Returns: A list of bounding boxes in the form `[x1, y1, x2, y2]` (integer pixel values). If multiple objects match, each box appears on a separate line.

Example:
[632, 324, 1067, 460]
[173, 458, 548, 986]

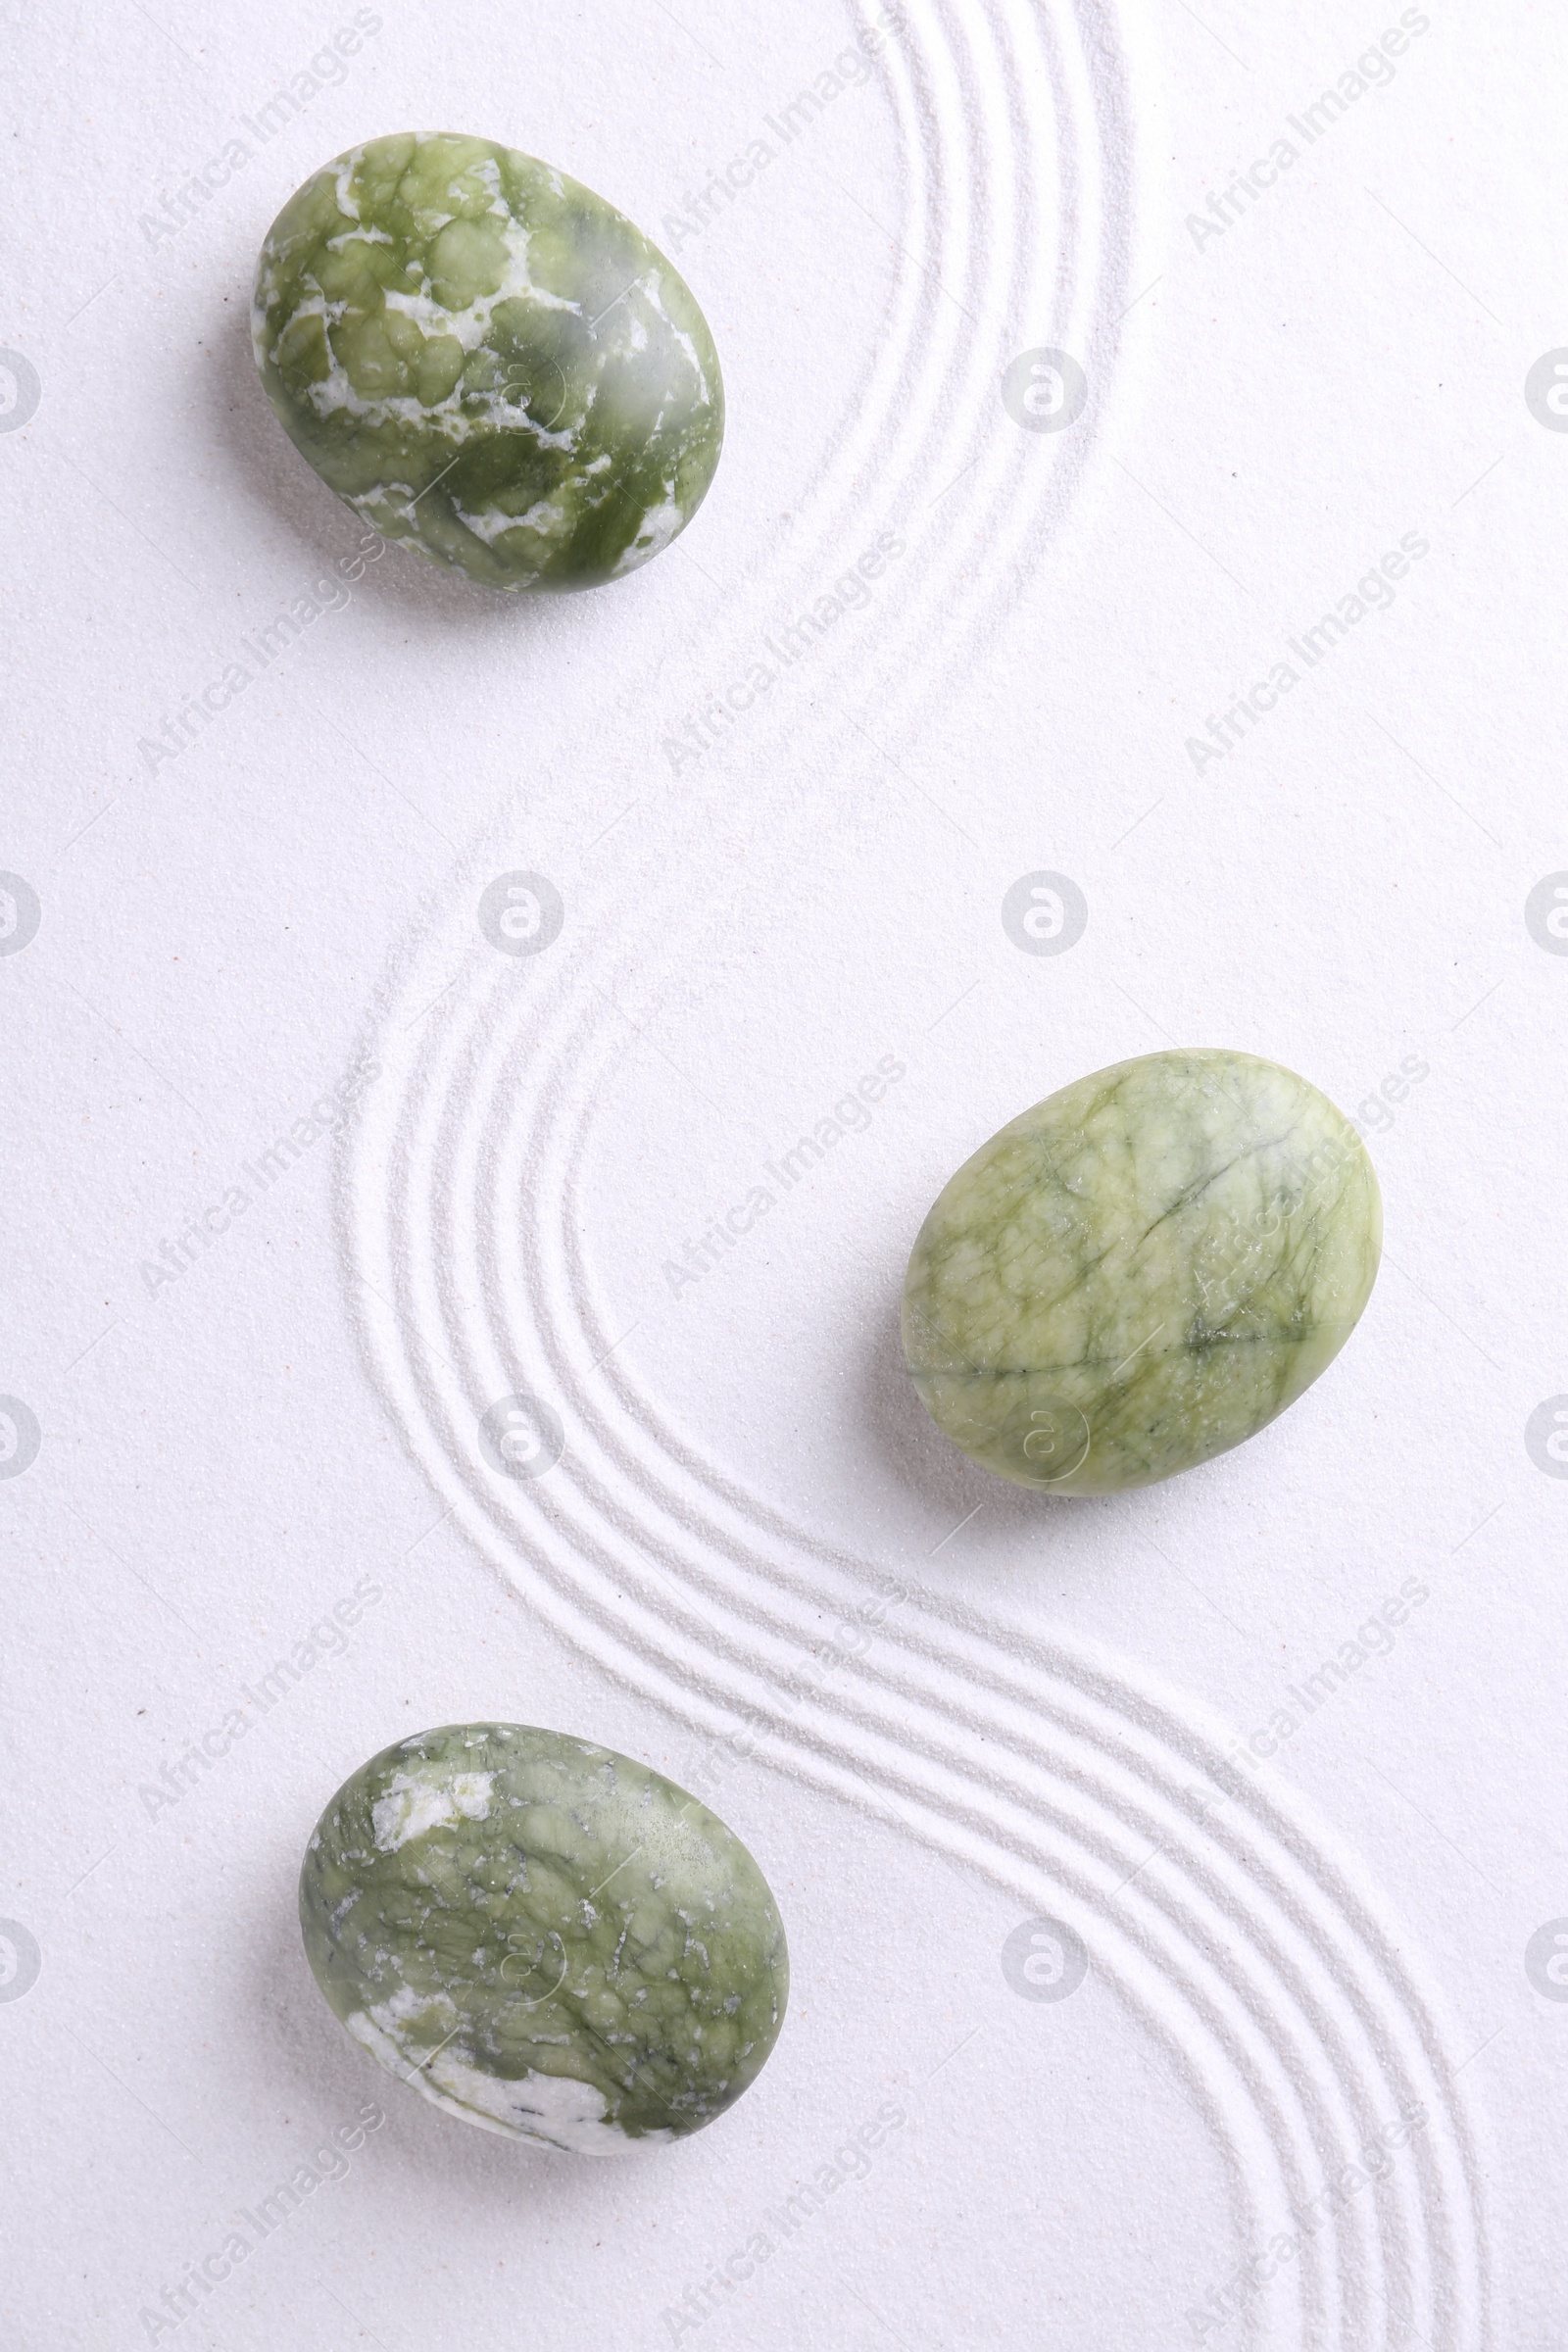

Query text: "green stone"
[902, 1050, 1381, 1495]
[252, 134, 724, 593]
[299, 1723, 788, 2154]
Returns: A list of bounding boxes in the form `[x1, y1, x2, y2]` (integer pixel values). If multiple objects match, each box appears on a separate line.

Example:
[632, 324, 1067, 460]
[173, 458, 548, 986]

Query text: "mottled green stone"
[300, 1723, 788, 2154]
[252, 134, 724, 593]
[903, 1050, 1381, 1495]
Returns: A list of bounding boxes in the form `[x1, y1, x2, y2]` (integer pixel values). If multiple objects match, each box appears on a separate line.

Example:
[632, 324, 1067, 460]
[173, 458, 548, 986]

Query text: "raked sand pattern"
[337, 1, 1490, 2342]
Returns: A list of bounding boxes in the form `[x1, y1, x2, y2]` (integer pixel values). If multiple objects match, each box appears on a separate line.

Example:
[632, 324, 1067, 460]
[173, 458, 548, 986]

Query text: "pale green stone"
[902, 1051, 1382, 1495]
[252, 134, 723, 593]
[300, 1724, 788, 2154]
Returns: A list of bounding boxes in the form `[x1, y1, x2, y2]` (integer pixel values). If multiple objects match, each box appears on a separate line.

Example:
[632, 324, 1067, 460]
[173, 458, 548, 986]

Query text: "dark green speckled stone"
[253, 133, 724, 592]
[300, 1723, 788, 2154]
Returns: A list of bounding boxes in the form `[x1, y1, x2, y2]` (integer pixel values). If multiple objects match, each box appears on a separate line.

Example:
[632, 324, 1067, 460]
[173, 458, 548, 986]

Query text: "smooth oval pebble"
[252, 133, 724, 593]
[300, 1723, 788, 2155]
[902, 1049, 1382, 1495]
